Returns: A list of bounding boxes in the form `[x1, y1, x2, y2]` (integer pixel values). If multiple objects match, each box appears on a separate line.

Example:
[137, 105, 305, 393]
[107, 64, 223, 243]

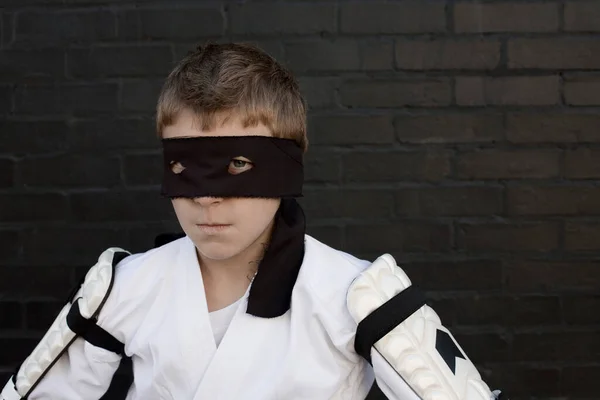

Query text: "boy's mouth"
[195, 223, 232, 233]
[197, 224, 229, 227]
[196, 221, 230, 226]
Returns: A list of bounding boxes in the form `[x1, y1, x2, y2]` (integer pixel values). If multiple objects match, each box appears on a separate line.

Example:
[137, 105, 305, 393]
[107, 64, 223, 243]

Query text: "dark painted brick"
[126, 221, 183, 254]
[345, 222, 452, 254]
[0, 120, 68, 155]
[361, 40, 394, 71]
[395, 113, 503, 144]
[286, 40, 360, 72]
[308, 115, 394, 145]
[565, 148, 600, 178]
[487, 365, 560, 396]
[15, 10, 115, 46]
[297, 77, 339, 109]
[1, 12, 13, 48]
[509, 38, 600, 69]
[454, 3, 559, 33]
[512, 331, 600, 362]
[402, 260, 503, 291]
[0, 49, 64, 82]
[395, 186, 503, 216]
[303, 149, 340, 183]
[2, 0, 63, 5]
[563, 295, 600, 324]
[565, 76, 600, 106]
[565, 221, 600, 251]
[70, 190, 174, 222]
[340, 79, 452, 108]
[0, 302, 22, 329]
[25, 300, 64, 330]
[0, 84, 12, 114]
[0, 338, 39, 365]
[562, 366, 600, 397]
[395, 39, 501, 70]
[507, 113, 600, 143]
[67, 45, 173, 78]
[454, 296, 561, 327]
[22, 226, 130, 266]
[64, 0, 152, 3]
[120, 80, 164, 114]
[230, 3, 335, 35]
[227, 40, 284, 63]
[342, 151, 452, 182]
[565, 2, 600, 32]
[300, 189, 394, 220]
[122, 153, 163, 186]
[14, 83, 119, 116]
[426, 299, 456, 326]
[456, 76, 560, 106]
[288, 39, 393, 72]
[119, 7, 223, 40]
[456, 149, 561, 179]
[0, 266, 72, 297]
[305, 225, 342, 250]
[0, 158, 14, 187]
[0, 193, 69, 222]
[507, 185, 600, 216]
[18, 155, 121, 188]
[453, 333, 510, 363]
[340, 2, 446, 34]
[506, 260, 600, 292]
[0, 229, 20, 261]
[457, 222, 560, 252]
[68, 118, 158, 151]
[115, 9, 140, 40]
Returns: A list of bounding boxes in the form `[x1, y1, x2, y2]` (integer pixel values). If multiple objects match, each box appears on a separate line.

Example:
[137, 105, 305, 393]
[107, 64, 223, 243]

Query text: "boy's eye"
[232, 159, 248, 168]
[170, 161, 186, 174]
[228, 157, 253, 175]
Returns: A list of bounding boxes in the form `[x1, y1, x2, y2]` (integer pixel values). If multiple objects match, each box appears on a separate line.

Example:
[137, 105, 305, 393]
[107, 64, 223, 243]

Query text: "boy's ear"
[154, 232, 186, 248]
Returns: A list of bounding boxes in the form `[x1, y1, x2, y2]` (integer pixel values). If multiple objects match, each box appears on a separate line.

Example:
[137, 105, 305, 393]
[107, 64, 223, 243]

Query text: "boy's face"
[163, 108, 281, 263]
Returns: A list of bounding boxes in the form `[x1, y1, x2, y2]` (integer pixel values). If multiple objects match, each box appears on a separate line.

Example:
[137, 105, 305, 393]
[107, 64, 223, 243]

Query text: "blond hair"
[156, 42, 308, 152]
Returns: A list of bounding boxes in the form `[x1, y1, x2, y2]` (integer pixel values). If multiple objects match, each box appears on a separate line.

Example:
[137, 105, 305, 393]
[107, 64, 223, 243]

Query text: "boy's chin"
[195, 243, 244, 262]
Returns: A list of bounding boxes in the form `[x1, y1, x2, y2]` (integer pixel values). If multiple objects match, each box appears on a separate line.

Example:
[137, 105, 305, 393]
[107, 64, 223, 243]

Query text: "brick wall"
[1, 1, 599, 399]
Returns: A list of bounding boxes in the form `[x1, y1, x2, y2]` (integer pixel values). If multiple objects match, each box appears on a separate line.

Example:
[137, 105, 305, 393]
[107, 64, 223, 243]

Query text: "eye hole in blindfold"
[228, 156, 254, 175]
[168, 157, 254, 176]
[170, 161, 186, 174]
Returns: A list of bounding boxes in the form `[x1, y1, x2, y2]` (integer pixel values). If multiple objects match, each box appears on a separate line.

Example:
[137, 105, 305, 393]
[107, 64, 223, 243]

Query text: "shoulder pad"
[1, 248, 130, 399]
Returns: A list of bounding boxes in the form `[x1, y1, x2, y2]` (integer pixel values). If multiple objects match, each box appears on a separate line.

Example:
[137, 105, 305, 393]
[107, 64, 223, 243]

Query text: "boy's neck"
[197, 223, 274, 312]
[197, 240, 267, 282]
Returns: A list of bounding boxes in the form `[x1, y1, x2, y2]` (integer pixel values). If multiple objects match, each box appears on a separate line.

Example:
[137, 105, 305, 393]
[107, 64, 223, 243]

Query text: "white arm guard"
[347, 254, 507, 400]
[1, 248, 130, 400]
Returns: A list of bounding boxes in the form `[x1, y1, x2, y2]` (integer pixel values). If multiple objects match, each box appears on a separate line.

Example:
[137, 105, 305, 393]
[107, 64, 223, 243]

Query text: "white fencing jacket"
[29, 234, 374, 399]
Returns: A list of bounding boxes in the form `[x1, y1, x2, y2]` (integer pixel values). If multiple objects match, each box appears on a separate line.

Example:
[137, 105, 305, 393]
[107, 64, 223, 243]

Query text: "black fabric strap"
[66, 301, 125, 355]
[364, 380, 387, 400]
[355, 285, 426, 364]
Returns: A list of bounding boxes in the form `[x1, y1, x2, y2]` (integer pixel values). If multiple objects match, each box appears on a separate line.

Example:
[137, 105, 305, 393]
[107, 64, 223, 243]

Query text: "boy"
[2, 43, 506, 399]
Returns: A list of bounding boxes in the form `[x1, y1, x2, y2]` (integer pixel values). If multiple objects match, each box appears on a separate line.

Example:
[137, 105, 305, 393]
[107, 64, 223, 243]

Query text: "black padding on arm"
[364, 380, 388, 400]
[66, 301, 124, 355]
[354, 285, 427, 364]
